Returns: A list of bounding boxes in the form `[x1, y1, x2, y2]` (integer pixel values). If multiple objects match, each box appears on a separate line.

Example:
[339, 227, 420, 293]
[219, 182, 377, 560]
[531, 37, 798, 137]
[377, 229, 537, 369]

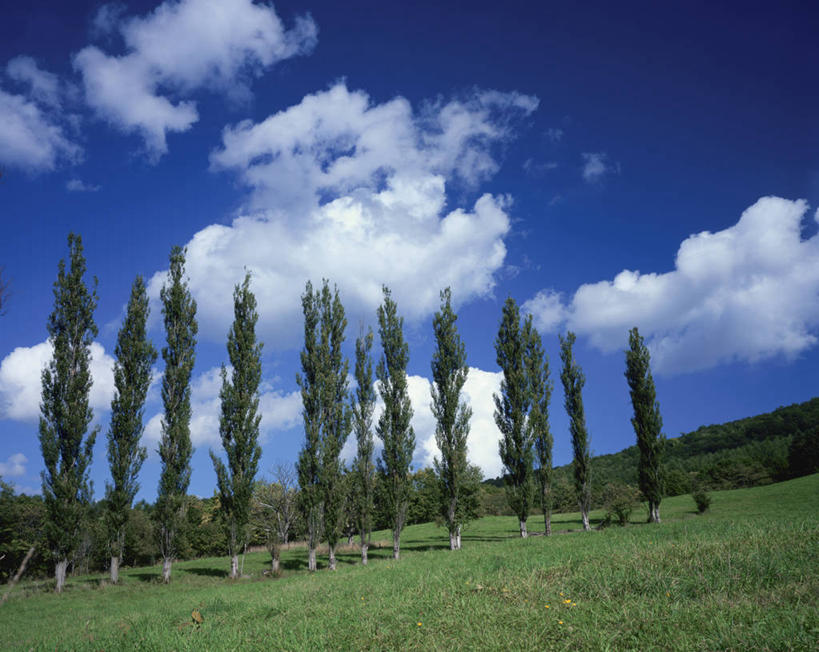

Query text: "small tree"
[559, 331, 591, 531]
[351, 327, 376, 564]
[155, 246, 197, 583]
[625, 327, 665, 523]
[105, 275, 156, 584]
[376, 286, 415, 560]
[526, 321, 553, 536]
[431, 288, 472, 550]
[254, 463, 298, 575]
[38, 234, 98, 593]
[494, 298, 534, 538]
[210, 273, 263, 578]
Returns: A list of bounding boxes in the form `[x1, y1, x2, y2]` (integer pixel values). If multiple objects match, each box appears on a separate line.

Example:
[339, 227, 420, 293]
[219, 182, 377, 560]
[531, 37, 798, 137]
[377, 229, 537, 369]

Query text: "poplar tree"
[351, 327, 376, 564]
[526, 321, 553, 536]
[105, 275, 156, 584]
[559, 331, 591, 531]
[38, 234, 98, 593]
[156, 246, 197, 583]
[296, 281, 350, 571]
[376, 286, 415, 560]
[625, 327, 665, 524]
[494, 297, 534, 537]
[210, 273, 263, 578]
[431, 288, 472, 550]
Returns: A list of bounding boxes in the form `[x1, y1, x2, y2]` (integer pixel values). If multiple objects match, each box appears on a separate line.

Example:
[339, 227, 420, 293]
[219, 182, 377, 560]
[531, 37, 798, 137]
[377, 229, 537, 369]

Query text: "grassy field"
[1, 475, 817, 650]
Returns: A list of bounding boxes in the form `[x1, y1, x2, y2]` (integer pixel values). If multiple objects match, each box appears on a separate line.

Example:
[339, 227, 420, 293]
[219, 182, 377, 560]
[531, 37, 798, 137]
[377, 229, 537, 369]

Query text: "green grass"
[2, 475, 818, 650]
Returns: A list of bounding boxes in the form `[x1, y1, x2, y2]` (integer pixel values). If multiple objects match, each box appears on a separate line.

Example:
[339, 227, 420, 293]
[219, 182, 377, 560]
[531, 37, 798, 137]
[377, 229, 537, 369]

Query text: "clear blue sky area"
[1, 0, 817, 500]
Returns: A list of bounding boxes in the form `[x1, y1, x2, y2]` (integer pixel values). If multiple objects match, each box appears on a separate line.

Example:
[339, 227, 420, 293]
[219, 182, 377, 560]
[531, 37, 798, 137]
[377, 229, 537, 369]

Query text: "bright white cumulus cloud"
[147, 83, 537, 347]
[0, 453, 28, 478]
[524, 196, 819, 374]
[142, 366, 301, 451]
[0, 341, 115, 421]
[341, 367, 505, 479]
[74, 0, 317, 159]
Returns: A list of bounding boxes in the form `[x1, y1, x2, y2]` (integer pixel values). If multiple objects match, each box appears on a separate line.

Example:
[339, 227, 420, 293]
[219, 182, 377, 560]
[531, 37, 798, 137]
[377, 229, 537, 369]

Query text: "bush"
[601, 483, 640, 527]
[693, 488, 711, 513]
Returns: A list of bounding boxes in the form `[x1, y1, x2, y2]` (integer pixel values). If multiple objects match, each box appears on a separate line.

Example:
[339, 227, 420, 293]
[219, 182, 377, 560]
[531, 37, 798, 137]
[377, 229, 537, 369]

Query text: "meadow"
[1, 474, 817, 650]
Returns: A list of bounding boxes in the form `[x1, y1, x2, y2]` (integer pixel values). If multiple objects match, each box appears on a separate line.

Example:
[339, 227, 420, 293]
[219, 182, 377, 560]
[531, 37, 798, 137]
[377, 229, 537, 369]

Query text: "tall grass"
[1, 474, 817, 650]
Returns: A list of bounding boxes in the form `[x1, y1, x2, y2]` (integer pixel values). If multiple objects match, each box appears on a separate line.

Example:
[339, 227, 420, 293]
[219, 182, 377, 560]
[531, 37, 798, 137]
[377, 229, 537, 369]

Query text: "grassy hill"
[1, 474, 816, 650]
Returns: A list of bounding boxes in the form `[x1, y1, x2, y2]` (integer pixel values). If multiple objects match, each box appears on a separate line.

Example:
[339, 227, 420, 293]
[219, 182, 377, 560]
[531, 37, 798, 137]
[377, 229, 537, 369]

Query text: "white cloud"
[0, 86, 81, 172]
[341, 367, 505, 479]
[74, 0, 317, 159]
[545, 127, 563, 142]
[524, 289, 566, 333]
[581, 151, 615, 183]
[0, 453, 27, 478]
[524, 197, 819, 374]
[148, 83, 535, 347]
[0, 341, 115, 421]
[66, 178, 101, 192]
[6, 56, 61, 108]
[142, 366, 301, 451]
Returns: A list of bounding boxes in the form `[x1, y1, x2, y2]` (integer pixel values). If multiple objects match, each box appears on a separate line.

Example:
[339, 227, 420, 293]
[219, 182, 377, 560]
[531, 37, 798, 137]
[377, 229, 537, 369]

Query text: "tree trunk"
[392, 529, 400, 560]
[230, 554, 239, 579]
[544, 510, 552, 536]
[449, 530, 457, 550]
[581, 510, 590, 532]
[328, 544, 337, 571]
[110, 556, 120, 584]
[519, 519, 528, 538]
[347, 533, 354, 546]
[271, 554, 280, 575]
[308, 546, 317, 572]
[455, 524, 461, 550]
[361, 543, 368, 565]
[55, 559, 68, 594]
[162, 557, 172, 583]
[648, 503, 661, 524]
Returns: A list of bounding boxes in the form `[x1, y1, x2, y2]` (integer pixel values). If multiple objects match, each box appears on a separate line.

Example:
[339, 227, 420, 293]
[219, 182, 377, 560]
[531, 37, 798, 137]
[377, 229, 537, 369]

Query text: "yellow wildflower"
[417, 622, 422, 627]
[558, 620, 564, 625]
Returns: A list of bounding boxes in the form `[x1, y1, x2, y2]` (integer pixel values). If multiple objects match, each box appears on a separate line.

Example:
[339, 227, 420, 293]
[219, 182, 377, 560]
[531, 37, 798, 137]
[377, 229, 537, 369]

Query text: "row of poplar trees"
[493, 297, 665, 539]
[37, 234, 664, 591]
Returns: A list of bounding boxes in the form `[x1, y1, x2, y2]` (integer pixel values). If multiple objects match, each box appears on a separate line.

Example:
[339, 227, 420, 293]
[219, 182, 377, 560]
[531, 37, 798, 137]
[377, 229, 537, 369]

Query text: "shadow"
[183, 566, 229, 578]
[129, 572, 159, 583]
[280, 557, 307, 571]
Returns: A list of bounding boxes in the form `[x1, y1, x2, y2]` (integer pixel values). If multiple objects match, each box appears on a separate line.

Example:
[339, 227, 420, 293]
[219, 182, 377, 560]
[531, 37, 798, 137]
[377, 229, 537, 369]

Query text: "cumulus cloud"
[6, 56, 61, 108]
[0, 86, 81, 172]
[0, 341, 115, 421]
[74, 0, 317, 159]
[142, 366, 301, 451]
[147, 83, 536, 347]
[341, 367, 505, 479]
[0, 453, 27, 478]
[66, 178, 101, 192]
[524, 197, 819, 374]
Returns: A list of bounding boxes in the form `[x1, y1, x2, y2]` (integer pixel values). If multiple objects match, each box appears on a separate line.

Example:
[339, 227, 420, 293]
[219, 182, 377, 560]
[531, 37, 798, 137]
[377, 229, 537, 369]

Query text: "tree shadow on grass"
[130, 572, 159, 583]
[182, 566, 229, 578]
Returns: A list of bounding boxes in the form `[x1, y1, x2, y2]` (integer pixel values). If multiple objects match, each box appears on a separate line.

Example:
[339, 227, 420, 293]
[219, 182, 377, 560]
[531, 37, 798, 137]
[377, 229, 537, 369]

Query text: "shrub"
[601, 483, 640, 527]
[693, 488, 711, 513]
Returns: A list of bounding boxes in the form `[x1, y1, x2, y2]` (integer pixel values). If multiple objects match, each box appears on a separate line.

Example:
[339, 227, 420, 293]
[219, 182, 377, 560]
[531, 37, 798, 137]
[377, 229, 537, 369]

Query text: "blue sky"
[1, 0, 817, 500]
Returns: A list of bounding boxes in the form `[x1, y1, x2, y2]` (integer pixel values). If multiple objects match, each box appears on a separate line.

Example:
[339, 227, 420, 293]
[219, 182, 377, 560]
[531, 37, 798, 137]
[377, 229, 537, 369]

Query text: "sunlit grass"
[1, 475, 817, 650]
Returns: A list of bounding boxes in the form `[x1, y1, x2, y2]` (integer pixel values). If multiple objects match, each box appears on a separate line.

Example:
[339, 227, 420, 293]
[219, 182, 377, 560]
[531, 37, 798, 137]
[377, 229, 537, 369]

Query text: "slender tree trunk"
[347, 533, 354, 546]
[110, 556, 120, 584]
[55, 559, 68, 594]
[544, 509, 552, 536]
[449, 530, 457, 550]
[392, 529, 400, 560]
[581, 510, 590, 532]
[230, 554, 239, 579]
[361, 542, 368, 565]
[1, 546, 35, 604]
[328, 544, 337, 571]
[519, 519, 528, 538]
[162, 557, 172, 583]
[308, 546, 317, 572]
[271, 547, 280, 575]
[456, 524, 461, 550]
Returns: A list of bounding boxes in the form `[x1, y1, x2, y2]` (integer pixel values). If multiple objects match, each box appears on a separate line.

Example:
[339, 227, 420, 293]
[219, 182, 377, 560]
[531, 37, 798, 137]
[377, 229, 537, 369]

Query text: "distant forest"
[2, 396, 817, 581]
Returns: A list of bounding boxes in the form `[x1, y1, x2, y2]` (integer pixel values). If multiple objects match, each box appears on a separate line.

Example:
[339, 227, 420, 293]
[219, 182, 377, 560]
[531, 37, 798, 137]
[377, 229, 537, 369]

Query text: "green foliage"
[559, 331, 591, 527]
[430, 288, 472, 546]
[787, 427, 819, 478]
[296, 280, 351, 567]
[0, 482, 48, 581]
[494, 298, 534, 532]
[351, 328, 376, 549]
[106, 275, 156, 562]
[376, 286, 415, 553]
[38, 233, 99, 572]
[525, 322, 553, 534]
[210, 274, 263, 568]
[693, 487, 712, 513]
[156, 246, 198, 570]
[625, 327, 665, 522]
[601, 482, 641, 527]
